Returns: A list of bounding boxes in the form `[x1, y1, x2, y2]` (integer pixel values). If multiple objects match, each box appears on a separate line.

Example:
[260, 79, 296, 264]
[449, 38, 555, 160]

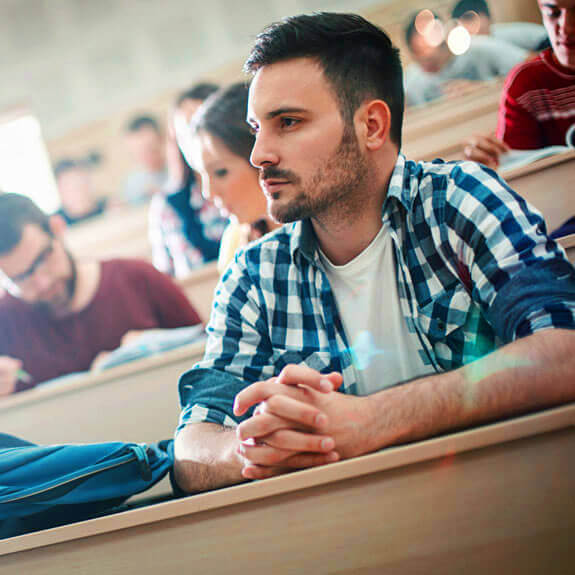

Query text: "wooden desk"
[178, 261, 220, 324]
[403, 82, 503, 162]
[502, 150, 575, 231]
[0, 341, 205, 445]
[2, 403, 574, 574]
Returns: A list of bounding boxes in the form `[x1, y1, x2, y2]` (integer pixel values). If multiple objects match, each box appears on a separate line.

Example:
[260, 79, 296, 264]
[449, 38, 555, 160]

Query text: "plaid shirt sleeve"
[177, 246, 276, 431]
[435, 160, 575, 342]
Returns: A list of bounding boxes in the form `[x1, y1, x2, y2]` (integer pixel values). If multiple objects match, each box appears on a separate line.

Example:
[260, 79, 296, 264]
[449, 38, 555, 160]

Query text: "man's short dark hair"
[125, 115, 160, 134]
[452, 0, 491, 20]
[244, 12, 405, 148]
[176, 82, 220, 107]
[192, 83, 254, 162]
[0, 194, 51, 256]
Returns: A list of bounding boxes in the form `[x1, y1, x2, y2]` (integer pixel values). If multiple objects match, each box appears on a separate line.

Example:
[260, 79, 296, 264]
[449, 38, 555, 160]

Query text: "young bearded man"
[174, 13, 575, 493]
[0, 193, 201, 395]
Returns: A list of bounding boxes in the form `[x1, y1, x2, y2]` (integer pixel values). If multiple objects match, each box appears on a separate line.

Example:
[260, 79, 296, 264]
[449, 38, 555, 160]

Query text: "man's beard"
[261, 126, 370, 225]
[36, 252, 78, 316]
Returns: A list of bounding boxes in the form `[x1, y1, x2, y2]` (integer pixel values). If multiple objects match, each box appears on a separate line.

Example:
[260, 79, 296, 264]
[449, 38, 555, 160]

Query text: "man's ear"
[357, 100, 392, 152]
[49, 214, 67, 238]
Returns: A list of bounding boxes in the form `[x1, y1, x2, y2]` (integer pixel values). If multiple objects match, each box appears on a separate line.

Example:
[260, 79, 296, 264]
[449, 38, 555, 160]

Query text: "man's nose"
[250, 132, 279, 169]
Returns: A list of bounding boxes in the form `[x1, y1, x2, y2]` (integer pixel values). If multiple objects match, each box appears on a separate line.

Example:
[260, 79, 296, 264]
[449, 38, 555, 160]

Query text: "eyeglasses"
[5, 238, 56, 289]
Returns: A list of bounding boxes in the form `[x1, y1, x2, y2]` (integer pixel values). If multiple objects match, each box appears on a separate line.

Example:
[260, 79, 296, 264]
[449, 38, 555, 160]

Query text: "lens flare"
[425, 19, 445, 47]
[447, 25, 471, 55]
[462, 353, 534, 409]
[461, 10, 481, 35]
[415, 9, 435, 35]
[348, 331, 385, 371]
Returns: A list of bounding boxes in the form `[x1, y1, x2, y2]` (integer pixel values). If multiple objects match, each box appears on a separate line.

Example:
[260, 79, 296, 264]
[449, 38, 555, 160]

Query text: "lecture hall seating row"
[2, 402, 574, 574]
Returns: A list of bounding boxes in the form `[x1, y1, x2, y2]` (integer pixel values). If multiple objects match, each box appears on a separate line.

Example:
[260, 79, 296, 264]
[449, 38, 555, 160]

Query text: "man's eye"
[280, 117, 299, 129]
[214, 168, 228, 178]
[545, 7, 561, 18]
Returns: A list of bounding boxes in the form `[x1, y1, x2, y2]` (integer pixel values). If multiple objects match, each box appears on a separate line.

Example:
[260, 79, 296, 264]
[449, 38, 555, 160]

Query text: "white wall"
[0, 0, 381, 140]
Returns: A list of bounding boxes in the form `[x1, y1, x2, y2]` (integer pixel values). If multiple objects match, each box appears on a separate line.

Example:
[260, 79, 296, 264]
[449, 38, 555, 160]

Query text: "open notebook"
[499, 145, 572, 173]
[38, 325, 205, 389]
[93, 325, 205, 371]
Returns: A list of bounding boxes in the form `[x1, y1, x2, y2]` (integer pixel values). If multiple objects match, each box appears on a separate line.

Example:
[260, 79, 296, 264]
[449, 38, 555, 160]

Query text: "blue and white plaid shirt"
[177, 155, 575, 432]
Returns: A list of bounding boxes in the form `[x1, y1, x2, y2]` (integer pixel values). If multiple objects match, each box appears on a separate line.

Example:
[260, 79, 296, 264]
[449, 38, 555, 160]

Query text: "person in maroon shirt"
[0, 193, 201, 395]
[464, 0, 575, 167]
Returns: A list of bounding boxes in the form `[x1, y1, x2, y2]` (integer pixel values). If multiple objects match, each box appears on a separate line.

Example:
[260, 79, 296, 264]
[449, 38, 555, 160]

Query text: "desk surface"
[0, 340, 205, 414]
[2, 401, 573, 558]
[501, 149, 575, 231]
[501, 148, 575, 181]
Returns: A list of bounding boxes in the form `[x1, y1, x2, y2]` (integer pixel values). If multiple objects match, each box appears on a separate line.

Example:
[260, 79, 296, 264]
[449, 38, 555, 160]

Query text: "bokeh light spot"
[447, 25, 471, 55]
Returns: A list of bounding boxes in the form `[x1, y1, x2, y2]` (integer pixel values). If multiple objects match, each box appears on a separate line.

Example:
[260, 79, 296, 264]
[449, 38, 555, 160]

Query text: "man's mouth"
[260, 179, 290, 196]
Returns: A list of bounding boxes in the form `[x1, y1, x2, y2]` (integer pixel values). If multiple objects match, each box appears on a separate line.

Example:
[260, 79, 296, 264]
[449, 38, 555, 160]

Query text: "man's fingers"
[237, 412, 305, 441]
[465, 134, 510, 169]
[464, 144, 499, 169]
[261, 428, 335, 453]
[241, 451, 340, 479]
[234, 367, 343, 416]
[237, 442, 296, 466]
[260, 394, 328, 429]
[482, 134, 509, 154]
[277, 364, 343, 392]
[234, 377, 316, 416]
[284, 450, 340, 468]
[234, 379, 289, 416]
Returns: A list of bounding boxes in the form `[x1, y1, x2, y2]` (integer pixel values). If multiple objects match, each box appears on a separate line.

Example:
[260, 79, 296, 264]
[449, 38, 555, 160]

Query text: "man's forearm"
[174, 422, 246, 493]
[363, 329, 575, 453]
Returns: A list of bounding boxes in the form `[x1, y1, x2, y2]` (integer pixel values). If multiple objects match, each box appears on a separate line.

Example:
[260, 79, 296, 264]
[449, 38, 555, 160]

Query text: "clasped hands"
[233, 364, 372, 480]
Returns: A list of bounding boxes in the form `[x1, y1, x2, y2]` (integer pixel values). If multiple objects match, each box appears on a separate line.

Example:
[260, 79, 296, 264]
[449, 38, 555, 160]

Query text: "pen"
[17, 369, 32, 383]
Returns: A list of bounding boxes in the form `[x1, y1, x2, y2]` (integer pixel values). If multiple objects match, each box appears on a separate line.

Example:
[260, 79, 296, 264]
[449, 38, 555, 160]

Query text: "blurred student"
[149, 83, 227, 278]
[464, 0, 575, 167]
[0, 194, 201, 396]
[53, 156, 107, 226]
[404, 11, 528, 106]
[186, 83, 281, 273]
[123, 115, 167, 204]
[452, 0, 549, 52]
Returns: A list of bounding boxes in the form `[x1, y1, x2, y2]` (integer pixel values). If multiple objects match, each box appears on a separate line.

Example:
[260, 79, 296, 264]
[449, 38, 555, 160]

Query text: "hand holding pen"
[0, 356, 30, 397]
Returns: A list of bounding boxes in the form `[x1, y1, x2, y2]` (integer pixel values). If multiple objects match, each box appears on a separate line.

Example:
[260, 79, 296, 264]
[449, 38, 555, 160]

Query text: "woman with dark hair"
[186, 82, 279, 272]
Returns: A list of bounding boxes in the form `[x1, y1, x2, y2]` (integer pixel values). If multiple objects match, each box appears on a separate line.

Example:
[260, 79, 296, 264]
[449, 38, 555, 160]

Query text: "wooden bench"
[0, 341, 205, 445]
[502, 150, 575, 232]
[1, 402, 574, 574]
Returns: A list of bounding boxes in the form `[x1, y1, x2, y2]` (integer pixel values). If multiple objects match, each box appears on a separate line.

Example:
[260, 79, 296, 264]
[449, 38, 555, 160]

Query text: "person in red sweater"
[0, 193, 201, 396]
[465, 0, 575, 167]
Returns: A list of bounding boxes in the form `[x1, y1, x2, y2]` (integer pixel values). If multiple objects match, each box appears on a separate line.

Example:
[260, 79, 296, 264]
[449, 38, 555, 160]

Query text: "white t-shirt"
[318, 224, 433, 396]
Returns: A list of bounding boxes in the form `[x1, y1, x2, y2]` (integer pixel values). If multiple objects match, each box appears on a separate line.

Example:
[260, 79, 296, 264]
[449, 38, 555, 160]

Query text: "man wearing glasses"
[0, 193, 201, 396]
